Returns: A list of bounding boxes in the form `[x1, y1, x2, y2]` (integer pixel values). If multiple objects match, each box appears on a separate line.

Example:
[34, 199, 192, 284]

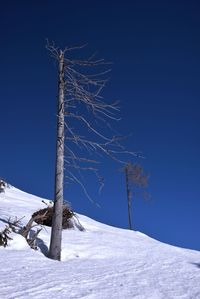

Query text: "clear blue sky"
[1, 0, 200, 251]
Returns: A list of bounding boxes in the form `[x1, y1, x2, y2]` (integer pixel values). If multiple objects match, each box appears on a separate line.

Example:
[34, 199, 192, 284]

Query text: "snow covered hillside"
[0, 186, 200, 299]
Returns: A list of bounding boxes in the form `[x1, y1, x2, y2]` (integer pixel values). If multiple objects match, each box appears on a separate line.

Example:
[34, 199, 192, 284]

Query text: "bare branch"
[47, 41, 137, 203]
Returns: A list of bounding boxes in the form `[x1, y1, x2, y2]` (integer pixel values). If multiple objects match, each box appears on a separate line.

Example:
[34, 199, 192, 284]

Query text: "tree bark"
[125, 165, 133, 230]
[48, 50, 65, 260]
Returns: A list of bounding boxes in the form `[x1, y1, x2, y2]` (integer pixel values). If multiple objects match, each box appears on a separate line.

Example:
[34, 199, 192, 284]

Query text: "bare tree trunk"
[48, 50, 65, 261]
[125, 165, 133, 230]
[46, 42, 138, 256]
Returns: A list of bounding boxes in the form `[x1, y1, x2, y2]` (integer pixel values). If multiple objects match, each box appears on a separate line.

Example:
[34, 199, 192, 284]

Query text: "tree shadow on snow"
[0, 217, 9, 224]
[190, 262, 200, 269]
[28, 229, 49, 256]
[36, 237, 49, 256]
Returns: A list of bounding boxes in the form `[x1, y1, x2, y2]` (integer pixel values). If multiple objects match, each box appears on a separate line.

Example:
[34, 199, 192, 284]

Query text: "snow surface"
[0, 186, 200, 299]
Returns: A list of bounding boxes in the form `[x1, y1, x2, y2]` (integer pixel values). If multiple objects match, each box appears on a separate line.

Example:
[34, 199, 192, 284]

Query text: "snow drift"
[0, 186, 200, 299]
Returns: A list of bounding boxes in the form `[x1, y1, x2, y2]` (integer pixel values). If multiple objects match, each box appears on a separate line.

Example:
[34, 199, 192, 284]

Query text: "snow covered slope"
[0, 186, 200, 299]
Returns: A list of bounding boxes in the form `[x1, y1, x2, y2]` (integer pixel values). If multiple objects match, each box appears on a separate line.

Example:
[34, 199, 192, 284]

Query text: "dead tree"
[20, 215, 43, 249]
[124, 163, 149, 230]
[46, 41, 137, 261]
[125, 165, 133, 230]
[0, 216, 42, 250]
[48, 50, 65, 261]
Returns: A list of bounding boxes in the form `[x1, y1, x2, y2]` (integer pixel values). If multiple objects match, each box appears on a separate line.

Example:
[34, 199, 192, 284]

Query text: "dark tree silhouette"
[124, 162, 149, 230]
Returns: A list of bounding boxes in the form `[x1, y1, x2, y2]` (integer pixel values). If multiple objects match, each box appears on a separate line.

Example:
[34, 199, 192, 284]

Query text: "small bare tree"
[46, 41, 137, 261]
[124, 162, 149, 230]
